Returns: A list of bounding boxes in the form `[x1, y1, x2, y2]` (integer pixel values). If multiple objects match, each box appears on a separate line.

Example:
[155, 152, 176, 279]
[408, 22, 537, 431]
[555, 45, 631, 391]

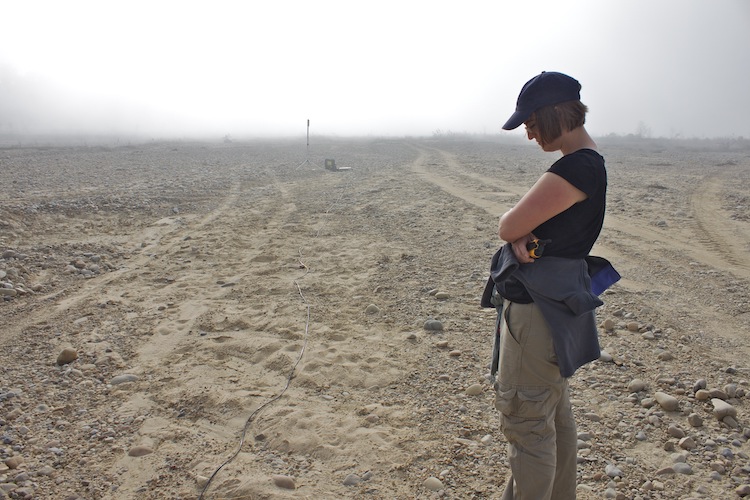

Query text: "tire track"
[689, 174, 750, 276]
[409, 145, 521, 217]
[605, 171, 750, 282]
[52, 181, 244, 314]
[1, 181, 245, 347]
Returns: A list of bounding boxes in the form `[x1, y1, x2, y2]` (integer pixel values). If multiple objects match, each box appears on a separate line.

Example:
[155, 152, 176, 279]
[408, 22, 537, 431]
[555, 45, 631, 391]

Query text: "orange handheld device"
[526, 238, 552, 259]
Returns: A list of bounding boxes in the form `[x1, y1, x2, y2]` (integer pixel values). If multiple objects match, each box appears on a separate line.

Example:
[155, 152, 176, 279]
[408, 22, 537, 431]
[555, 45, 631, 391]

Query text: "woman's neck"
[560, 126, 597, 155]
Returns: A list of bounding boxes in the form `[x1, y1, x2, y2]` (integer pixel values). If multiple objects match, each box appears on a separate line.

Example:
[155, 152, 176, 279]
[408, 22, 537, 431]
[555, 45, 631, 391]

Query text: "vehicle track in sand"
[107, 162, 430, 498]
[1, 180, 246, 347]
[409, 145, 524, 218]
[49, 181, 245, 315]
[603, 171, 750, 282]
[689, 173, 750, 276]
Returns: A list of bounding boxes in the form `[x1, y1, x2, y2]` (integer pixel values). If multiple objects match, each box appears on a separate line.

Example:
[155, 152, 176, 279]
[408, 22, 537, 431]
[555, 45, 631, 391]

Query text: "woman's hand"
[511, 233, 537, 264]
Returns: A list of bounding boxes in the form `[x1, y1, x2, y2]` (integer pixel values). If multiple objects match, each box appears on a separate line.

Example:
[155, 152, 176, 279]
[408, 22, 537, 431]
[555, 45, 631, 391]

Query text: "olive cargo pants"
[494, 300, 577, 500]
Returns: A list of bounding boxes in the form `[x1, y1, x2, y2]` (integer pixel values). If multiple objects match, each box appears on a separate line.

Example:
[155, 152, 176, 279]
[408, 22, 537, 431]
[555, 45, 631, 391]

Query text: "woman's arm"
[498, 172, 587, 261]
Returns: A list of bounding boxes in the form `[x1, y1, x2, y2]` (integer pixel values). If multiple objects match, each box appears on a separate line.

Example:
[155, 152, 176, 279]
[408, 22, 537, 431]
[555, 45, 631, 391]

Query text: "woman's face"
[524, 118, 538, 143]
[524, 116, 563, 152]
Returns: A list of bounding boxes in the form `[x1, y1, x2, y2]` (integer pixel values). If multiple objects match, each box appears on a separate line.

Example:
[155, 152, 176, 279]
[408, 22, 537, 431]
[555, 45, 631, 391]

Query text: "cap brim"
[502, 108, 530, 130]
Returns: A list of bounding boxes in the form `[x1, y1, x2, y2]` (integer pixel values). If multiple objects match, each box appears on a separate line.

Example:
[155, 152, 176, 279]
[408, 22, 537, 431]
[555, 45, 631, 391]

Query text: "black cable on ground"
[198, 162, 354, 498]
[198, 257, 311, 499]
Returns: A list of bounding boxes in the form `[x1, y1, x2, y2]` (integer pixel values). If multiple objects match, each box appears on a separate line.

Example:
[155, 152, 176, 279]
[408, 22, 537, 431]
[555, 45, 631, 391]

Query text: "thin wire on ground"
[198, 260, 311, 499]
[198, 163, 354, 498]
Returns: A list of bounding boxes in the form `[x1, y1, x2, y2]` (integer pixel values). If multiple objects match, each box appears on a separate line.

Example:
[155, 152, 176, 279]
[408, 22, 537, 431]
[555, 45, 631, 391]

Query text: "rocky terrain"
[1, 135, 750, 499]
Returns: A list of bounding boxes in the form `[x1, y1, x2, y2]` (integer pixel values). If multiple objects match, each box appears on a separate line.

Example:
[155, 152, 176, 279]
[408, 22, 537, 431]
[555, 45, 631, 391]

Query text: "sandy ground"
[2, 135, 750, 499]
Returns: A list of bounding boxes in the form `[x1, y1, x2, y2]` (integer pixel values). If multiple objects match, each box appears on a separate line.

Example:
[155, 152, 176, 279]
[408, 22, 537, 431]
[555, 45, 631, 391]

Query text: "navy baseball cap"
[502, 71, 582, 130]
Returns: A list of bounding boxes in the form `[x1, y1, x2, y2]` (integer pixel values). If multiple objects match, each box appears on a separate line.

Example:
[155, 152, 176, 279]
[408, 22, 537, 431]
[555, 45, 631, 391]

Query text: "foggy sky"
[1, 0, 749, 139]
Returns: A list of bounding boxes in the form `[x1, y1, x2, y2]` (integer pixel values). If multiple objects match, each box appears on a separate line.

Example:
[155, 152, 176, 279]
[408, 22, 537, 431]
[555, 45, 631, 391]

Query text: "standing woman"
[492, 71, 608, 499]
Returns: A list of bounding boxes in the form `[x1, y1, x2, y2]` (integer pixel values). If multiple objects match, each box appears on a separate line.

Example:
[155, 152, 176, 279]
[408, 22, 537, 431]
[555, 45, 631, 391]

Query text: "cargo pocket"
[503, 301, 533, 346]
[494, 385, 552, 444]
[503, 302, 520, 345]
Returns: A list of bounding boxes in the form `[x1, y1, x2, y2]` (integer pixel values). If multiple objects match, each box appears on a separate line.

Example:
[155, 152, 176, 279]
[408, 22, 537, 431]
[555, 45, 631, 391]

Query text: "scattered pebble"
[424, 476, 444, 491]
[465, 384, 483, 396]
[712, 399, 737, 420]
[673, 462, 693, 475]
[695, 389, 710, 401]
[598, 350, 613, 362]
[111, 374, 139, 385]
[127, 446, 153, 457]
[424, 319, 444, 331]
[56, 348, 78, 365]
[687, 413, 703, 427]
[627, 378, 647, 392]
[657, 350, 674, 361]
[654, 391, 679, 411]
[709, 388, 729, 400]
[605, 463, 623, 478]
[272, 474, 296, 490]
[4, 456, 23, 469]
[678, 436, 697, 450]
[343, 473, 361, 486]
[667, 425, 685, 438]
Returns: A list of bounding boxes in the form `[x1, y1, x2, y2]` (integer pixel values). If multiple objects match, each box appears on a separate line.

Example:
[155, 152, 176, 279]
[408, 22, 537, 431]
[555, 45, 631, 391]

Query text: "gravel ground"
[2, 136, 750, 499]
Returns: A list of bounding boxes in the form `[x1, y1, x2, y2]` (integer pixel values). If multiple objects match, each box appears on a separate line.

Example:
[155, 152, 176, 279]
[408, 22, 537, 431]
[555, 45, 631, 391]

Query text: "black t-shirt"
[533, 149, 607, 258]
[496, 148, 606, 303]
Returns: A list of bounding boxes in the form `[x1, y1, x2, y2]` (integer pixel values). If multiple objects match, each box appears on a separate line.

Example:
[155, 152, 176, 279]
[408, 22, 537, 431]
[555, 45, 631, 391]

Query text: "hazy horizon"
[2, 1, 749, 140]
